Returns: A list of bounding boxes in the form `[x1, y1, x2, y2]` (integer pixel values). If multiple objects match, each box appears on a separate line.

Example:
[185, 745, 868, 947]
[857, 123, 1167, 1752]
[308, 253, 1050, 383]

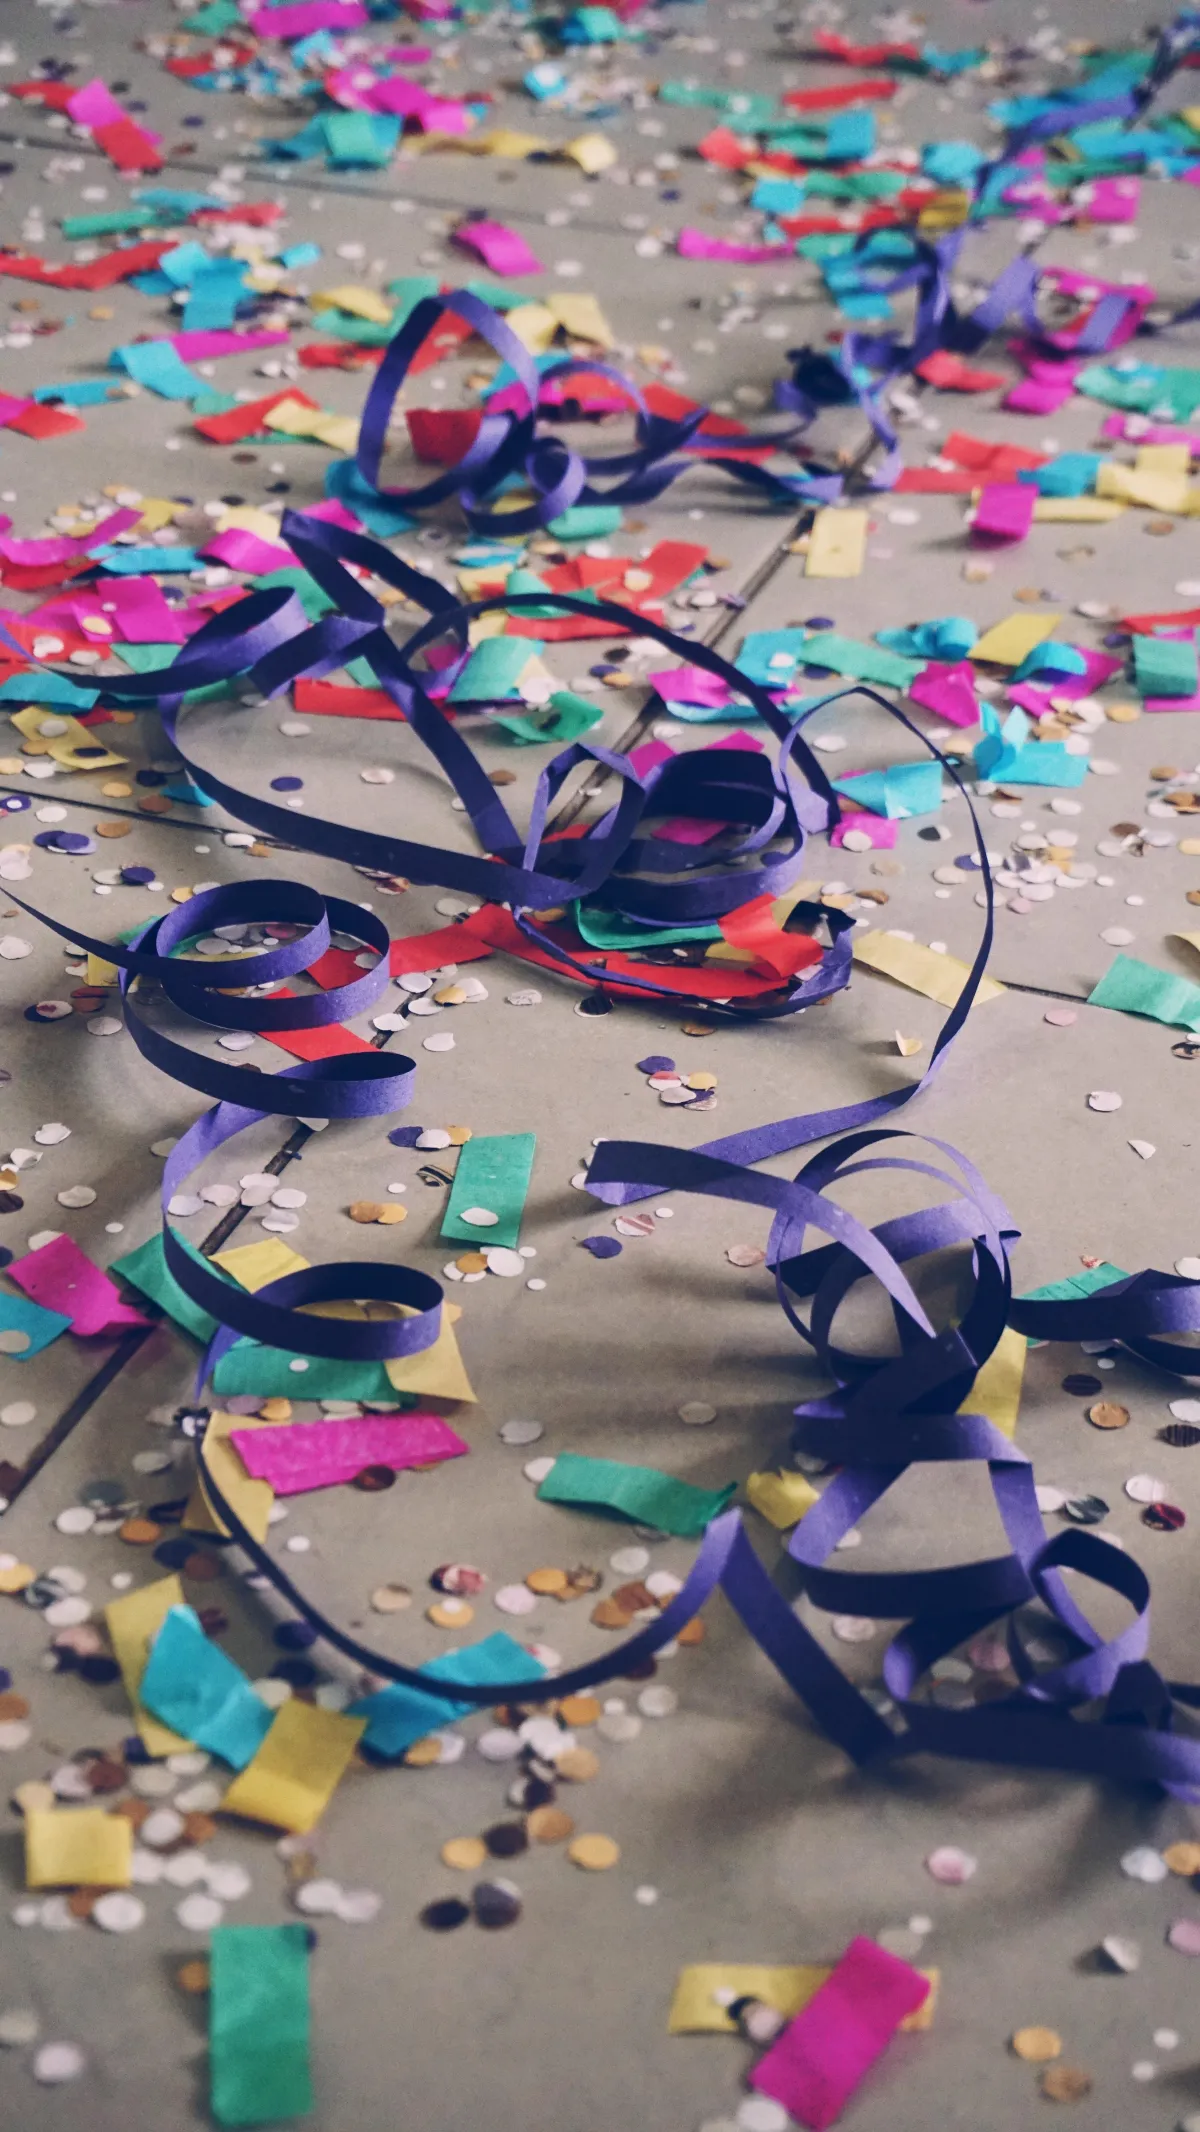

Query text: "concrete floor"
[1, 1, 1200, 2128]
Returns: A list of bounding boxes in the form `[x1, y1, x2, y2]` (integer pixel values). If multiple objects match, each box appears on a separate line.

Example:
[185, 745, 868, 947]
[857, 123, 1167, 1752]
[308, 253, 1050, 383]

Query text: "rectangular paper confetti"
[350, 1633, 545, 1755]
[184, 1410, 283, 1544]
[851, 931, 1005, 1007]
[969, 613, 1061, 666]
[1087, 952, 1200, 1033]
[210, 1925, 313, 2128]
[25, 1809, 133, 1889]
[667, 1962, 938, 2035]
[749, 1936, 931, 2130]
[105, 1574, 190, 1756]
[221, 1700, 365, 1832]
[6, 1235, 151, 1338]
[537, 1453, 734, 1538]
[805, 508, 868, 577]
[229, 1412, 469, 1495]
[139, 1605, 274, 1769]
[440, 1132, 536, 1251]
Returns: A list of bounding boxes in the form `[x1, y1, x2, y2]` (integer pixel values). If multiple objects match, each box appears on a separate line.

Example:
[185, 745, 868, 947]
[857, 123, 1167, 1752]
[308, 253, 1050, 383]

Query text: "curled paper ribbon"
[4, 325, 1200, 1796]
[352, 288, 839, 530]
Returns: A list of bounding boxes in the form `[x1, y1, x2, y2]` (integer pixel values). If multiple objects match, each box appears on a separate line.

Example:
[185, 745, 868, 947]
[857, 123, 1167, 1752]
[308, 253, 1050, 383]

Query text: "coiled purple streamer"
[353, 287, 841, 531]
[2, 315, 1200, 1795]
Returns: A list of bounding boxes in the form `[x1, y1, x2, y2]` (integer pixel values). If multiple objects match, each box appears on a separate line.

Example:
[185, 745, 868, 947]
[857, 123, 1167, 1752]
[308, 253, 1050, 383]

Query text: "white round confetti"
[460, 1206, 499, 1228]
[677, 1401, 716, 1428]
[140, 1807, 186, 1849]
[0, 937, 32, 960]
[0, 1402, 37, 1429]
[336, 1887, 382, 1924]
[832, 1615, 876, 1644]
[1120, 1845, 1167, 1883]
[1125, 1474, 1168, 1505]
[56, 1186, 96, 1210]
[499, 1418, 543, 1445]
[609, 1547, 650, 1576]
[524, 1456, 555, 1485]
[293, 1878, 343, 1916]
[1175, 1258, 1200, 1283]
[925, 1845, 977, 1884]
[44, 1596, 92, 1630]
[176, 1892, 224, 1931]
[33, 2043, 85, 2085]
[0, 1332, 30, 1357]
[484, 1247, 525, 1278]
[422, 1032, 455, 1053]
[205, 1861, 252, 1901]
[92, 1892, 145, 1934]
[737, 2100, 791, 2132]
[597, 1710, 642, 1743]
[1168, 1399, 1200, 1424]
[53, 1505, 96, 1537]
[638, 1684, 679, 1718]
[1087, 1090, 1123, 1112]
[477, 1727, 522, 1762]
[33, 1122, 71, 1145]
[494, 1585, 539, 1616]
[163, 1851, 209, 1888]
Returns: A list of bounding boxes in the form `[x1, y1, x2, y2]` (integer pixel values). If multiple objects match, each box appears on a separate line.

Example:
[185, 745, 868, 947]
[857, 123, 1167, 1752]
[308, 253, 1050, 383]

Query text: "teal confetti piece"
[1087, 953, 1200, 1034]
[140, 1607, 273, 1768]
[350, 1633, 544, 1755]
[441, 1132, 536, 1251]
[538, 1452, 735, 1538]
[210, 1926, 312, 2127]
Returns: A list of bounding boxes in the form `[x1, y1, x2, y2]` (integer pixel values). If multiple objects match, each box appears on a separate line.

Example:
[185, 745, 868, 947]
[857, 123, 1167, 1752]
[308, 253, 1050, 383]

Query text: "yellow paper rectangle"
[105, 1574, 189, 1756]
[221, 1701, 365, 1833]
[305, 411, 359, 454]
[263, 396, 324, 436]
[958, 1323, 1026, 1439]
[86, 953, 118, 986]
[475, 128, 546, 159]
[183, 1410, 282, 1544]
[805, 507, 868, 578]
[311, 283, 394, 325]
[10, 704, 126, 772]
[213, 505, 283, 540]
[504, 303, 559, 354]
[1135, 443, 1191, 477]
[562, 132, 617, 174]
[852, 930, 1005, 1007]
[132, 497, 181, 532]
[25, 1809, 132, 1890]
[747, 1470, 820, 1529]
[545, 292, 614, 347]
[1096, 463, 1190, 512]
[1031, 497, 1126, 523]
[969, 613, 1061, 667]
[667, 1963, 939, 2035]
[384, 1300, 476, 1403]
[213, 1239, 310, 1292]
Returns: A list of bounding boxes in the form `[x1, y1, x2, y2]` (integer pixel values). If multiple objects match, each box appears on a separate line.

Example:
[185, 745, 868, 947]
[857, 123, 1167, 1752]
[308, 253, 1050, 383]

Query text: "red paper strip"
[915, 351, 1007, 391]
[783, 78, 898, 109]
[292, 679, 404, 718]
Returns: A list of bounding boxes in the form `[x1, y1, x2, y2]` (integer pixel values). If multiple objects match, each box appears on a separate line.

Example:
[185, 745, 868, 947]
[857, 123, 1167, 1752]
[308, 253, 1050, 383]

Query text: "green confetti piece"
[492, 689, 602, 745]
[546, 503, 624, 540]
[1133, 633, 1199, 700]
[441, 1132, 536, 1252]
[796, 635, 920, 688]
[210, 1925, 312, 2127]
[537, 1452, 735, 1538]
[1087, 953, 1200, 1034]
[449, 636, 542, 704]
[112, 1231, 220, 1344]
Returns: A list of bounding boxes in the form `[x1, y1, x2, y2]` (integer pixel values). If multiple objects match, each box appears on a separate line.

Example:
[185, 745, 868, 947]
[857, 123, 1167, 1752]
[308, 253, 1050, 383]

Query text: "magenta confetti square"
[230, 1413, 469, 1495]
[749, 1936, 930, 2130]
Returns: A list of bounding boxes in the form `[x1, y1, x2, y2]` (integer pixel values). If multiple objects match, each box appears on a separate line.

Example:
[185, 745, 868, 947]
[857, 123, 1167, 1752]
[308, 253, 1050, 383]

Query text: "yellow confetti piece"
[805, 507, 868, 578]
[958, 1323, 1026, 1439]
[667, 1964, 938, 2035]
[852, 930, 1006, 1007]
[133, 497, 183, 533]
[561, 132, 617, 174]
[25, 1810, 133, 1890]
[545, 291, 614, 347]
[1031, 497, 1126, 523]
[746, 1470, 820, 1529]
[1096, 463, 1191, 513]
[503, 303, 560, 355]
[221, 1701, 365, 1833]
[212, 504, 284, 541]
[105, 1574, 189, 1757]
[310, 283, 394, 325]
[212, 1239, 310, 1292]
[472, 128, 548, 159]
[183, 1410, 284, 1545]
[10, 705, 127, 773]
[1135, 443, 1191, 478]
[384, 1300, 476, 1404]
[86, 953, 118, 986]
[969, 613, 1062, 667]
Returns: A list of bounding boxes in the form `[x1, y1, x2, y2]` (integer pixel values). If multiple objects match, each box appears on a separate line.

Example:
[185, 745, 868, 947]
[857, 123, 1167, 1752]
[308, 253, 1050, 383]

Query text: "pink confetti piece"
[229, 1412, 469, 1495]
[8, 1235, 151, 1339]
[972, 483, 1035, 543]
[169, 330, 290, 361]
[749, 1936, 931, 2130]
[452, 221, 544, 276]
[677, 227, 792, 264]
[202, 528, 296, 575]
[831, 813, 898, 850]
[908, 661, 980, 728]
[248, 0, 368, 33]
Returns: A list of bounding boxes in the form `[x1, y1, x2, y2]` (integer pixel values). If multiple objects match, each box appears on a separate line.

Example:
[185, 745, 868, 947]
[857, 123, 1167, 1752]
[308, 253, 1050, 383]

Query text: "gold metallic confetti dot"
[1012, 2027, 1062, 2063]
[568, 1833, 620, 1871]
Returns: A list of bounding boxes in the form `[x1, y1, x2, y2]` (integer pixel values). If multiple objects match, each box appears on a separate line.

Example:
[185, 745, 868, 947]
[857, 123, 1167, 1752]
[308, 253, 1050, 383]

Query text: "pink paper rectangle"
[169, 329, 290, 361]
[8, 1235, 151, 1339]
[1146, 692, 1200, 712]
[66, 79, 126, 130]
[203, 529, 295, 575]
[648, 664, 732, 708]
[230, 1412, 469, 1494]
[1101, 415, 1200, 449]
[629, 738, 676, 776]
[0, 508, 140, 568]
[678, 227, 791, 263]
[249, 0, 367, 33]
[972, 482, 1035, 542]
[750, 1936, 930, 2131]
[1086, 177, 1140, 224]
[908, 660, 980, 728]
[452, 221, 544, 276]
[0, 395, 33, 428]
